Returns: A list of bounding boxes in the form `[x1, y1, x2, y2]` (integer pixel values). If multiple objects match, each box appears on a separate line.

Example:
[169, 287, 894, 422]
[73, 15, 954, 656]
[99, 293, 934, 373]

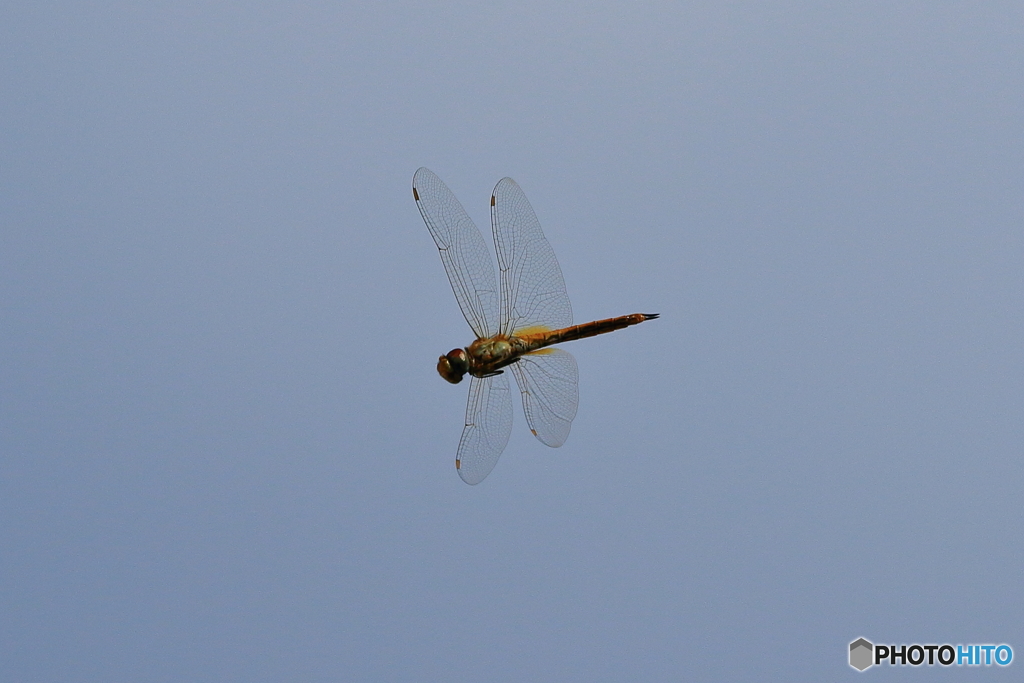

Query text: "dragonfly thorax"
[437, 348, 469, 384]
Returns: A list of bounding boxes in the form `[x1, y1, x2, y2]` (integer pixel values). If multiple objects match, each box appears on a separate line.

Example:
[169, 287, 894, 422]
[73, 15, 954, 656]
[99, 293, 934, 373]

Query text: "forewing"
[508, 348, 579, 448]
[413, 167, 499, 339]
[456, 373, 514, 485]
[490, 178, 572, 336]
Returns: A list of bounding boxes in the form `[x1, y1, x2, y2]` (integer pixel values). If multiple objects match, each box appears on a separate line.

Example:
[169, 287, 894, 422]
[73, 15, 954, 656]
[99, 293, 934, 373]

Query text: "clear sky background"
[2, 2, 1022, 681]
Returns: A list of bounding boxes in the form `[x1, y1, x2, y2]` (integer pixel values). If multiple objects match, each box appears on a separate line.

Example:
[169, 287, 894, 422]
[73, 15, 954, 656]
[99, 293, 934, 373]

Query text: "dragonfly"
[413, 167, 658, 484]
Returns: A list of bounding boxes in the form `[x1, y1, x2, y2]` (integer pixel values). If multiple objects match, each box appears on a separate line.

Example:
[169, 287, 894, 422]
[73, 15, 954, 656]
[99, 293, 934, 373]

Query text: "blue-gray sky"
[2, 2, 1022, 680]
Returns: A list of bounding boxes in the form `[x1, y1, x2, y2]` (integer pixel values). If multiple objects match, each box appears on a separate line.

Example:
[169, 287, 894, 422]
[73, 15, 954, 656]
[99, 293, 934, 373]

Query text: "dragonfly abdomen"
[522, 313, 659, 349]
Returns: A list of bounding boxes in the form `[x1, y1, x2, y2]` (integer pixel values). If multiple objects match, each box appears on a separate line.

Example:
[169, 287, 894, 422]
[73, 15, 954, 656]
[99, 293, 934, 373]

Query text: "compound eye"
[446, 348, 469, 373]
[437, 352, 466, 384]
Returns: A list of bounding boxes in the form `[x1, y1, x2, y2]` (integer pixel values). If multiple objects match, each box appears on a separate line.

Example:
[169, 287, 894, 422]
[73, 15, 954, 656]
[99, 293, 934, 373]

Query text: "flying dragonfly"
[413, 167, 658, 484]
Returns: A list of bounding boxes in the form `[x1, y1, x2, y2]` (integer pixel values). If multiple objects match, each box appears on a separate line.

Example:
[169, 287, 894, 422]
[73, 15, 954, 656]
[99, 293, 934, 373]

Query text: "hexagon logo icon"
[850, 638, 874, 671]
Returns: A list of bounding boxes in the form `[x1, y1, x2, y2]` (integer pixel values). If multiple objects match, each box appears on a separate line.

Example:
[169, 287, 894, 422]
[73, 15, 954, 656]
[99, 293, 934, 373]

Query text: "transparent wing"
[413, 167, 499, 339]
[456, 373, 514, 485]
[508, 348, 579, 448]
[490, 178, 573, 336]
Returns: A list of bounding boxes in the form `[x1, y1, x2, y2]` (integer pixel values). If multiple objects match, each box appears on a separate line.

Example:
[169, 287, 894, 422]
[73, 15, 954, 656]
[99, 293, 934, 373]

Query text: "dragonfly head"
[437, 348, 469, 384]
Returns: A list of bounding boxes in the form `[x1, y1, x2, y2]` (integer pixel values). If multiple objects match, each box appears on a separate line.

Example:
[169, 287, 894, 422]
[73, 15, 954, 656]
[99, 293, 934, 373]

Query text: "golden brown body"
[437, 313, 659, 383]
